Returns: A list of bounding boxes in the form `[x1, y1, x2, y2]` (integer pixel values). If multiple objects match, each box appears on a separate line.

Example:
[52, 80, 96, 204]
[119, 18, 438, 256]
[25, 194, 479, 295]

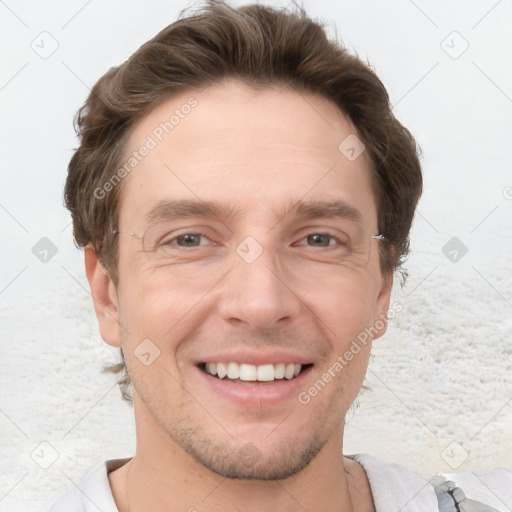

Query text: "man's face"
[106, 80, 391, 479]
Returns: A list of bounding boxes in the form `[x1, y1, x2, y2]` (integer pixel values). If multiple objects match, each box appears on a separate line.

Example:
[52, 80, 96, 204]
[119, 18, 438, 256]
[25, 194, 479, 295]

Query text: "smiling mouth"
[198, 362, 313, 382]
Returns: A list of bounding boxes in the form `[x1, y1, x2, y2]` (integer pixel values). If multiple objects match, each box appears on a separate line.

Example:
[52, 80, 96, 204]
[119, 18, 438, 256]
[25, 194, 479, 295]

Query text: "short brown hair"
[65, 0, 422, 402]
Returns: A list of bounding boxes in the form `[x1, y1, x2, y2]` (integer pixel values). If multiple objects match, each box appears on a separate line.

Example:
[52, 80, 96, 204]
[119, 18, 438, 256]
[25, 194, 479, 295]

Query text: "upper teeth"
[205, 362, 302, 381]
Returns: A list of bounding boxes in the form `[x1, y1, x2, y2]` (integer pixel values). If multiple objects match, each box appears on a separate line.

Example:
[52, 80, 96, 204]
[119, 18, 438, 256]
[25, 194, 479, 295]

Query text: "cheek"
[118, 276, 191, 405]
[315, 280, 376, 398]
[116, 266, 215, 370]
[118, 252, 201, 321]
[301, 271, 379, 340]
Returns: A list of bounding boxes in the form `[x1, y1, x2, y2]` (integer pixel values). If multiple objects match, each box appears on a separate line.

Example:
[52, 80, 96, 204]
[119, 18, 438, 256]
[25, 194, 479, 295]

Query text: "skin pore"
[85, 79, 392, 511]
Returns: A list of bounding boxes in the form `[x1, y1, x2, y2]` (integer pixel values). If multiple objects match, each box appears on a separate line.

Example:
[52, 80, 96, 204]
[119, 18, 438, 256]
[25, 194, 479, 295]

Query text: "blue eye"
[297, 233, 347, 248]
[174, 234, 204, 247]
[306, 234, 334, 247]
[160, 233, 211, 248]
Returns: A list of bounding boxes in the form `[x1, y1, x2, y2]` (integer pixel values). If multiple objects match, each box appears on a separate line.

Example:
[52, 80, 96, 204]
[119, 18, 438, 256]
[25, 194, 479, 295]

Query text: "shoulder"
[44, 458, 131, 512]
[348, 453, 511, 512]
[437, 466, 512, 511]
[349, 453, 439, 511]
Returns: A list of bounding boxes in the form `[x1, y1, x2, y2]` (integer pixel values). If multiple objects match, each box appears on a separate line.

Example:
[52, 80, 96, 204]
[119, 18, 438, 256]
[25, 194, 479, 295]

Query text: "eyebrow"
[145, 199, 241, 225]
[144, 198, 363, 225]
[286, 199, 362, 223]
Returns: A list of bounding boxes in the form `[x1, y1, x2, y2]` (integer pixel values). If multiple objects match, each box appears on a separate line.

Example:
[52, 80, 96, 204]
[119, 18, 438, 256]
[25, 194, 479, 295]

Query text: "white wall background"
[0, 0, 511, 510]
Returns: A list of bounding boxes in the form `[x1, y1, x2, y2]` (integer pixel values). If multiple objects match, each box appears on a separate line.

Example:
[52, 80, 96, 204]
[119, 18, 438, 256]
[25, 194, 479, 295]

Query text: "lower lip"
[195, 365, 313, 407]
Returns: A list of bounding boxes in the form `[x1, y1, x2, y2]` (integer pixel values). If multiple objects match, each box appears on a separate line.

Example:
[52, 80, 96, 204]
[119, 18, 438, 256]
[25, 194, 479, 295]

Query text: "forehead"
[119, 79, 376, 229]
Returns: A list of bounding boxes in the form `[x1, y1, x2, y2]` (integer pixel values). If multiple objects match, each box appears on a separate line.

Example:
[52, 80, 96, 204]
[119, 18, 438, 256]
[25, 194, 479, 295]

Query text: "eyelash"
[163, 232, 348, 249]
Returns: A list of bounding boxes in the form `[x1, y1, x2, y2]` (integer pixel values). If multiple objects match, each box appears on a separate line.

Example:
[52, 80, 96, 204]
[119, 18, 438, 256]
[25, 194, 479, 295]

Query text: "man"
[47, 1, 510, 510]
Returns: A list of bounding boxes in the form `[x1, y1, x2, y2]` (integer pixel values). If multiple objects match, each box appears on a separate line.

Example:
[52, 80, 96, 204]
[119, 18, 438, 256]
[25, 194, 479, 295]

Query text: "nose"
[217, 243, 302, 331]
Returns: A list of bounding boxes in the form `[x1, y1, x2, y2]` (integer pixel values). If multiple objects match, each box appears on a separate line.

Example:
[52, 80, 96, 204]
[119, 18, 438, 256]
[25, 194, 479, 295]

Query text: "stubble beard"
[137, 388, 333, 481]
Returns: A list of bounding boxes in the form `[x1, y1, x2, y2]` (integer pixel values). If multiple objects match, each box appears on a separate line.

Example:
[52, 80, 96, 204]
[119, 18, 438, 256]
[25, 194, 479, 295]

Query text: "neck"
[109, 395, 372, 512]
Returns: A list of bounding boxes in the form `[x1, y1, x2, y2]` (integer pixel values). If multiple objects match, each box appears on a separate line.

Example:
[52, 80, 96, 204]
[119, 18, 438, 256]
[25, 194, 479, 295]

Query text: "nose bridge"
[217, 238, 301, 329]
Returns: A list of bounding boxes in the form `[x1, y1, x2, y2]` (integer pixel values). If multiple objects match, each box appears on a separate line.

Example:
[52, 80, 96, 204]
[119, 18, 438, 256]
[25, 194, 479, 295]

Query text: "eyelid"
[148, 224, 219, 249]
[293, 227, 350, 244]
[163, 231, 217, 246]
[293, 233, 348, 248]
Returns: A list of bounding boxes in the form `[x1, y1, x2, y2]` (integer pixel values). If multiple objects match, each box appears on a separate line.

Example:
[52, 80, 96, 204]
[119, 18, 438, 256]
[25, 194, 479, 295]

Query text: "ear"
[84, 246, 122, 348]
[372, 271, 393, 340]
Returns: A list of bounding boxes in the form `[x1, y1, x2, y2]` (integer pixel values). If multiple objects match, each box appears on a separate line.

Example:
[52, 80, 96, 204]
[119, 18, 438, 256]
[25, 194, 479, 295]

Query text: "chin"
[180, 432, 325, 480]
